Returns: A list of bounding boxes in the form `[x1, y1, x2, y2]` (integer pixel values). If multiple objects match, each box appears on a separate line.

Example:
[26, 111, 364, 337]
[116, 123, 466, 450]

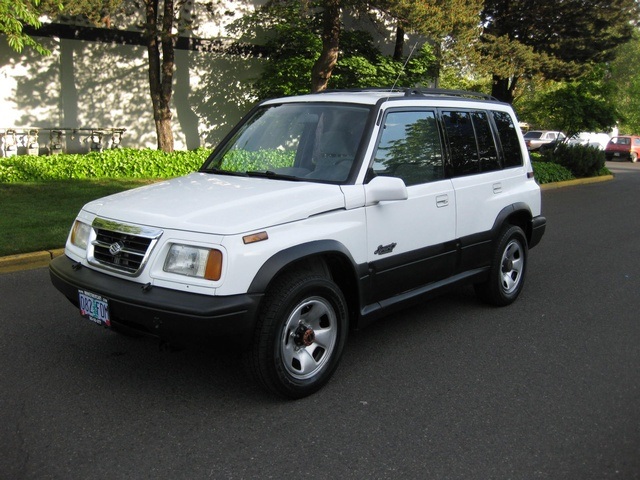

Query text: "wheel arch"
[248, 240, 362, 326]
[492, 202, 534, 245]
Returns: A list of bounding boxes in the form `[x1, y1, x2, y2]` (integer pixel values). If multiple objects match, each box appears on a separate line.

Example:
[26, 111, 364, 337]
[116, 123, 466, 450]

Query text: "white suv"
[50, 89, 546, 398]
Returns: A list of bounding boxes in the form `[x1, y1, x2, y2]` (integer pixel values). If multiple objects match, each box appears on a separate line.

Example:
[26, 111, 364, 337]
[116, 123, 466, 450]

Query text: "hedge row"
[538, 143, 606, 178]
[0, 146, 608, 184]
[0, 148, 210, 182]
[530, 161, 574, 184]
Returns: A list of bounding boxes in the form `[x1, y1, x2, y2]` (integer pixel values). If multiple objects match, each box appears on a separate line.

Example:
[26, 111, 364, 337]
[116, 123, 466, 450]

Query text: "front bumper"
[529, 215, 546, 249]
[605, 152, 631, 161]
[49, 255, 262, 342]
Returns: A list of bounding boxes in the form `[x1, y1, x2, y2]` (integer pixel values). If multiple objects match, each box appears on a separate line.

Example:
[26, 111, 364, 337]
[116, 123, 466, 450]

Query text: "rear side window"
[442, 110, 499, 176]
[492, 111, 523, 168]
[471, 111, 500, 172]
[372, 110, 444, 186]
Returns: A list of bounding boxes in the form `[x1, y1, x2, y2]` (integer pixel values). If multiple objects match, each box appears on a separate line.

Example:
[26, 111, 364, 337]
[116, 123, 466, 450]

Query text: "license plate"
[614, 152, 620, 156]
[78, 290, 111, 327]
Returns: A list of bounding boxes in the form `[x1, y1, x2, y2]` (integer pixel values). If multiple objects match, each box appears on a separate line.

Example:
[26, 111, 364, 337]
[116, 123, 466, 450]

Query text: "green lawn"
[0, 179, 155, 257]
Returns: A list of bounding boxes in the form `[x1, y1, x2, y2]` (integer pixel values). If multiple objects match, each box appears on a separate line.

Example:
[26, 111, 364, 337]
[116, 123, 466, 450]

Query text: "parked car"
[49, 88, 546, 398]
[523, 130, 565, 151]
[568, 132, 611, 150]
[605, 135, 640, 162]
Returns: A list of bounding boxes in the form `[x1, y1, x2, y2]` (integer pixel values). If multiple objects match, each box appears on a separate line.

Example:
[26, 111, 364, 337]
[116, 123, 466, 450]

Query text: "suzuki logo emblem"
[109, 241, 125, 256]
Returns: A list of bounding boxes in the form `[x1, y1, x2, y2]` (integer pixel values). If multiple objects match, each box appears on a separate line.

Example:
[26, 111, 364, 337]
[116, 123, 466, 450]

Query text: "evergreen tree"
[480, 0, 639, 103]
[610, 32, 640, 134]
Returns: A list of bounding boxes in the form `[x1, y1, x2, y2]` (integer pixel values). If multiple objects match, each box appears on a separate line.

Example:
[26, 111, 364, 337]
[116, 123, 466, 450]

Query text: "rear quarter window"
[492, 111, 524, 168]
[442, 110, 500, 176]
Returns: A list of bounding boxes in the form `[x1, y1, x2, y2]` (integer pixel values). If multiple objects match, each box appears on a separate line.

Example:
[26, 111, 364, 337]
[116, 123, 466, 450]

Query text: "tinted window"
[372, 111, 444, 186]
[492, 111, 524, 168]
[442, 111, 500, 174]
[471, 111, 500, 172]
[442, 110, 480, 176]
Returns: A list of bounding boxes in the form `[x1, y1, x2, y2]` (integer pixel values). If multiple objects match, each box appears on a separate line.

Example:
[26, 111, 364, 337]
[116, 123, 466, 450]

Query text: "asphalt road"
[1, 163, 639, 480]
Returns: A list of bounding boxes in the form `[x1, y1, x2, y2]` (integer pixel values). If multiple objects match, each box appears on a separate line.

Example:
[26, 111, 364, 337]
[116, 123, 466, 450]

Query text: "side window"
[492, 111, 524, 168]
[471, 111, 500, 172]
[372, 111, 444, 186]
[634, 138, 640, 146]
[442, 110, 479, 176]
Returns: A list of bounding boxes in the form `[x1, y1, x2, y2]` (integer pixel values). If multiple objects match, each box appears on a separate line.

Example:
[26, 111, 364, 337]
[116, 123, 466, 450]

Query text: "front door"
[364, 109, 457, 304]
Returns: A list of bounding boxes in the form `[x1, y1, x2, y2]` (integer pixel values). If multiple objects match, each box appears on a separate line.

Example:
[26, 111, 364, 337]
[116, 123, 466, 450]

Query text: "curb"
[0, 175, 616, 274]
[539, 174, 614, 190]
[0, 248, 65, 274]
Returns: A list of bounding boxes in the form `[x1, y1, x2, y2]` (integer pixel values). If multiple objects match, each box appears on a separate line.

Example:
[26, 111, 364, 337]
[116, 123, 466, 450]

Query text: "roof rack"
[315, 87, 499, 102]
[402, 88, 498, 101]
[317, 88, 405, 94]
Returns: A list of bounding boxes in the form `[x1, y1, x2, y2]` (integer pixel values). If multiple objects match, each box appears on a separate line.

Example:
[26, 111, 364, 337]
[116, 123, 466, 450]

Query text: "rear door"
[442, 109, 525, 271]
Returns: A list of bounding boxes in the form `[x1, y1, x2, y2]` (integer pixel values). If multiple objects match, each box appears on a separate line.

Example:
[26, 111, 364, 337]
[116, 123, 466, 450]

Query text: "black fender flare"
[490, 202, 533, 239]
[247, 240, 361, 294]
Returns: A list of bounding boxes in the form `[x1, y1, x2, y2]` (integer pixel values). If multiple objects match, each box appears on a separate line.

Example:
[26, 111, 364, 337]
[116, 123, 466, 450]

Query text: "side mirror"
[364, 176, 408, 206]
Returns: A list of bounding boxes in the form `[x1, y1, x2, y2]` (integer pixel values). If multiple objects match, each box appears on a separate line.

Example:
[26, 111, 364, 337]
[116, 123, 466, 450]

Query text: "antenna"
[390, 42, 419, 92]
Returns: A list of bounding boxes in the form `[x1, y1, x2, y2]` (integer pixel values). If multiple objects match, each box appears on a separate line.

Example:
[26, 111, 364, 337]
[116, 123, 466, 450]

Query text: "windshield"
[202, 103, 370, 183]
[610, 137, 630, 145]
[523, 131, 543, 139]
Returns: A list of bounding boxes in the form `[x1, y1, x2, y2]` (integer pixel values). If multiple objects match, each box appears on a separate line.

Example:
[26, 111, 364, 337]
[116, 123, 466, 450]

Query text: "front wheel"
[475, 225, 528, 306]
[631, 152, 638, 163]
[248, 269, 349, 399]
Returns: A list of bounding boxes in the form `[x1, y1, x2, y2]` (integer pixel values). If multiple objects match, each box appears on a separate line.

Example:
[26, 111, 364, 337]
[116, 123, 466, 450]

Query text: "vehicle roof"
[260, 88, 511, 109]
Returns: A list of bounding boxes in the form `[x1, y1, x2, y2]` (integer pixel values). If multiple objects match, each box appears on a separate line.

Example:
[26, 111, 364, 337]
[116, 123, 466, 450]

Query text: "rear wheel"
[248, 268, 348, 399]
[475, 225, 528, 306]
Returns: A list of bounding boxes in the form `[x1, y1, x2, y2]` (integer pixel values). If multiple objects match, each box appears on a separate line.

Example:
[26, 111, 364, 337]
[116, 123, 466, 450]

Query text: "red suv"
[605, 136, 640, 162]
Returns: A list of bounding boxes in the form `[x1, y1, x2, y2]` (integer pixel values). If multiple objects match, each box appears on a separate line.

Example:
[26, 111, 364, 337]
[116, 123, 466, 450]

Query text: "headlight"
[70, 220, 91, 250]
[163, 244, 223, 281]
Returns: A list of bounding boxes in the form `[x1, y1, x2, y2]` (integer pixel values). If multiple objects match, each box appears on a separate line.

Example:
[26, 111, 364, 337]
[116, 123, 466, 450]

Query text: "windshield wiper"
[201, 167, 248, 177]
[245, 170, 301, 181]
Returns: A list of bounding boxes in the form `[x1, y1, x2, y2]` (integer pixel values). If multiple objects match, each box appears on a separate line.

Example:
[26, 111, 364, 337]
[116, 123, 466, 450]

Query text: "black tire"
[475, 225, 528, 307]
[248, 268, 349, 399]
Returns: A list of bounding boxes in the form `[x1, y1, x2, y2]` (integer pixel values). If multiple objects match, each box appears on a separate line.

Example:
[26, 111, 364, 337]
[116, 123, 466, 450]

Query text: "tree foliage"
[237, 0, 439, 97]
[40, 0, 121, 25]
[479, 0, 639, 103]
[610, 31, 640, 135]
[375, 0, 482, 72]
[0, 0, 61, 54]
[521, 67, 618, 138]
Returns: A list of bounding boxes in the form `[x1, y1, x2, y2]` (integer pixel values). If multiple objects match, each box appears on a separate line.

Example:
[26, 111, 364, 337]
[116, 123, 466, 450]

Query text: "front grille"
[88, 219, 163, 276]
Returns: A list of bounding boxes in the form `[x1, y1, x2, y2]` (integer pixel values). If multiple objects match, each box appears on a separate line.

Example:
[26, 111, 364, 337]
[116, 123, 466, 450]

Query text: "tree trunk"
[393, 24, 405, 62]
[311, 0, 341, 93]
[491, 75, 517, 104]
[145, 0, 175, 152]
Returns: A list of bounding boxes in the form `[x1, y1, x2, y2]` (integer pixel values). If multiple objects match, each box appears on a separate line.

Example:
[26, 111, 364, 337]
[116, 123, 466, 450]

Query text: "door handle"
[493, 182, 502, 194]
[436, 194, 449, 208]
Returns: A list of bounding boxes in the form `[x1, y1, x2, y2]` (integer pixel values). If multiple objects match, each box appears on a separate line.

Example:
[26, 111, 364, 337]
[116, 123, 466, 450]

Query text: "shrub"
[531, 161, 574, 184]
[0, 148, 211, 182]
[222, 149, 296, 172]
[539, 143, 605, 178]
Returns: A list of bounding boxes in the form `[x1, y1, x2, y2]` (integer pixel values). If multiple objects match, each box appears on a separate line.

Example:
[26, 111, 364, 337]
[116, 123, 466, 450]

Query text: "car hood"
[82, 172, 347, 235]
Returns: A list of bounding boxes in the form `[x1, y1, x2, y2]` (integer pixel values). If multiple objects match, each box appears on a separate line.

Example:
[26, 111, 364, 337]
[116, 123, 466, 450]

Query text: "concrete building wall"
[0, 33, 263, 154]
[0, 2, 404, 155]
